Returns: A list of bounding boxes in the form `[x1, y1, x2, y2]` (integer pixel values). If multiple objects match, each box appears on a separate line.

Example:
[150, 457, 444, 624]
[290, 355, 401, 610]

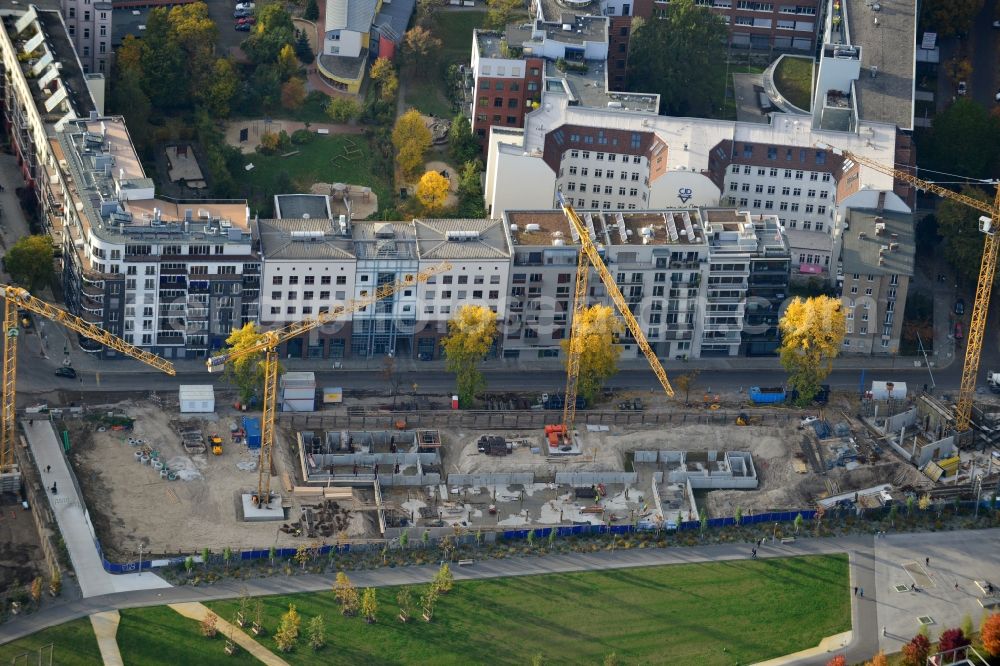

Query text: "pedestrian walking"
[854, 586, 858, 596]
[45, 465, 50, 474]
[859, 587, 864, 597]
[926, 557, 930, 566]
[50, 482, 57, 494]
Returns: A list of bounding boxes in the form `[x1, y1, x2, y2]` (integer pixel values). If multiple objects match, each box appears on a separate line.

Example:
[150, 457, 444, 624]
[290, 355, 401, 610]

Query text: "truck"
[749, 386, 786, 404]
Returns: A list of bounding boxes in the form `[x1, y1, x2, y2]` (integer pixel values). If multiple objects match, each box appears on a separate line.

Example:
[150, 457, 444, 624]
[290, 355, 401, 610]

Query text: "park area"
[0, 555, 850, 665]
[240, 133, 391, 217]
[403, 10, 488, 118]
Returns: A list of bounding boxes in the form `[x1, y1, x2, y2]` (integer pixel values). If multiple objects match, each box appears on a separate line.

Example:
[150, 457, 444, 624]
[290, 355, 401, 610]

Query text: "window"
[865, 288, 873, 296]
[867, 274, 875, 281]
[767, 185, 775, 194]
[741, 183, 750, 192]
[793, 188, 801, 196]
[289, 275, 299, 285]
[272, 276, 283, 285]
[755, 184, 764, 193]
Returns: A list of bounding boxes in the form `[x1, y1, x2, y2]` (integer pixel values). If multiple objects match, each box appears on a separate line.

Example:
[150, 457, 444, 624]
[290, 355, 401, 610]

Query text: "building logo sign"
[677, 187, 693, 203]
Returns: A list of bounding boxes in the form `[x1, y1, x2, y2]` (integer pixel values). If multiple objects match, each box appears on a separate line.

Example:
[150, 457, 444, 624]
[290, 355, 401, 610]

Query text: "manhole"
[918, 616, 935, 625]
[894, 584, 909, 593]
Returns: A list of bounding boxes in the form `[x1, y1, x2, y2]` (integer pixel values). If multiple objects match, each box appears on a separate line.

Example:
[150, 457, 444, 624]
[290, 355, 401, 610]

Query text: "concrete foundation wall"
[884, 408, 917, 435]
[554, 472, 638, 485]
[447, 473, 535, 486]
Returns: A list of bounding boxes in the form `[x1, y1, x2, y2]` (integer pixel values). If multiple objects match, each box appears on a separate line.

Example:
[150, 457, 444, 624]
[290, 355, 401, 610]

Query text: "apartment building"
[839, 207, 912, 355]
[745, 213, 791, 355]
[501, 207, 787, 360]
[60, 0, 112, 75]
[258, 214, 512, 360]
[469, 31, 545, 140]
[54, 116, 258, 359]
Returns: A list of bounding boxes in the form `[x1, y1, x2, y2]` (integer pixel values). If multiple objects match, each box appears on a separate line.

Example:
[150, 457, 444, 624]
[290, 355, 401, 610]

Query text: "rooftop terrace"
[545, 60, 659, 113]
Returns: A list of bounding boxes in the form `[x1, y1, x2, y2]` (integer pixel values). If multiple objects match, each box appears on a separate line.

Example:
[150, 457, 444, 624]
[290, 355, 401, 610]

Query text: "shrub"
[291, 129, 314, 145]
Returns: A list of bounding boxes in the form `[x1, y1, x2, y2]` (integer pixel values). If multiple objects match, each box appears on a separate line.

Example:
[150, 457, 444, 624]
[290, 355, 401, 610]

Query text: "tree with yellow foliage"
[561, 305, 623, 404]
[442, 305, 497, 407]
[415, 171, 451, 213]
[221, 323, 268, 404]
[864, 653, 888, 666]
[370, 57, 399, 102]
[392, 110, 432, 179]
[778, 296, 846, 405]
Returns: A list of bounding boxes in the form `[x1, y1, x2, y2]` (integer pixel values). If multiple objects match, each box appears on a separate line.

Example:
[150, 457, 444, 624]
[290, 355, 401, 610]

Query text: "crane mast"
[207, 263, 451, 506]
[554, 194, 674, 441]
[837, 148, 999, 434]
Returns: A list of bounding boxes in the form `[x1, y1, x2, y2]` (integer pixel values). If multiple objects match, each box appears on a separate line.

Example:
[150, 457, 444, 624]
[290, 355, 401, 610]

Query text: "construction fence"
[279, 409, 803, 431]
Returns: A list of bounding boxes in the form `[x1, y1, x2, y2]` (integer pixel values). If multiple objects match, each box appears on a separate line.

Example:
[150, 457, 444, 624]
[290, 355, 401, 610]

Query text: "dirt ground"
[64, 401, 372, 559]
[0, 498, 44, 592]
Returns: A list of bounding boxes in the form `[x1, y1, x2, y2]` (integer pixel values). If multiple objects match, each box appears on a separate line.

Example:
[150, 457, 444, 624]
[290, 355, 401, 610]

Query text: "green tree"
[627, 0, 728, 116]
[793, 513, 804, 533]
[201, 547, 210, 570]
[274, 604, 301, 652]
[326, 97, 361, 123]
[442, 304, 497, 406]
[778, 296, 846, 404]
[458, 159, 484, 197]
[303, 0, 319, 21]
[924, 100, 1000, 180]
[392, 109, 432, 179]
[167, 2, 219, 102]
[561, 305, 623, 404]
[203, 58, 240, 118]
[307, 614, 325, 650]
[109, 54, 152, 152]
[220, 323, 267, 404]
[222, 546, 233, 572]
[486, 0, 523, 29]
[920, 0, 982, 38]
[250, 63, 284, 112]
[699, 508, 708, 533]
[672, 370, 700, 404]
[434, 563, 454, 593]
[448, 114, 479, 165]
[420, 585, 439, 621]
[243, 4, 296, 64]
[936, 186, 992, 285]
[294, 29, 315, 64]
[734, 506, 743, 525]
[4, 235, 53, 292]
[139, 7, 186, 109]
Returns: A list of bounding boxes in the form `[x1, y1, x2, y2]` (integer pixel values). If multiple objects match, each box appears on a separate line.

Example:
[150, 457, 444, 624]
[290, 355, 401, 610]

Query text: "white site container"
[179, 385, 215, 413]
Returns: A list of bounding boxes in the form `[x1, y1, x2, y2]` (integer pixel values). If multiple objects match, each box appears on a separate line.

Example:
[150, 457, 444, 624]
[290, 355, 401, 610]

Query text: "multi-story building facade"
[55, 116, 258, 359]
[744, 213, 790, 355]
[469, 31, 545, 141]
[838, 207, 912, 355]
[501, 207, 786, 360]
[258, 214, 513, 360]
[60, 0, 112, 75]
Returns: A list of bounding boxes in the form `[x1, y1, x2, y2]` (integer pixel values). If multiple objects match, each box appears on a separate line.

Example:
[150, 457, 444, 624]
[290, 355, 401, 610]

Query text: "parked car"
[235, 2, 255, 10]
[233, 10, 250, 18]
[955, 321, 964, 341]
[234, 22, 251, 30]
[957, 81, 968, 96]
[954, 297, 965, 315]
[993, 20, 1000, 27]
[55, 367, 77, 379]
[237, 16, 255, 25]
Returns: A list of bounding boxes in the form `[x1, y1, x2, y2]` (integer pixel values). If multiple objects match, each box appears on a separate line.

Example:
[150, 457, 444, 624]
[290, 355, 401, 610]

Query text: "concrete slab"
[24, 420, 172, 597]
[241, 493, 285, 522]
[874, 529, 1000, 652]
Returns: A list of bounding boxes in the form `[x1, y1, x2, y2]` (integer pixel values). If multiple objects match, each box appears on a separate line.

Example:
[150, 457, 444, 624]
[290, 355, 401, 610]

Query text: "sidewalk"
[23, 420, 172, 598]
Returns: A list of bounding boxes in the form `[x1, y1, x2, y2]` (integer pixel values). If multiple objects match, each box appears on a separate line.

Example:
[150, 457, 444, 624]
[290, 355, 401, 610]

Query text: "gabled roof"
[326, 0, 378, 34]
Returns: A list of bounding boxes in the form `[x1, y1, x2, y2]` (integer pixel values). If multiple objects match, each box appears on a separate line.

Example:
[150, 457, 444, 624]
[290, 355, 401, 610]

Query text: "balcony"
[156, 334, 185, 345]
[80, 309, 102, 324]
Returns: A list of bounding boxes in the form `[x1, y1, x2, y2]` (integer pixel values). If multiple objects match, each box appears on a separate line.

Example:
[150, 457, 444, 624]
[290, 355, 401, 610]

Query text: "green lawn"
[117, 607, 258, 665]
[773, 56, 814, 111]
[240, 134, 390, 217]
[404, 11, 488, 117]
[190, 555, 848, 665]
[0, 617, 102, 665]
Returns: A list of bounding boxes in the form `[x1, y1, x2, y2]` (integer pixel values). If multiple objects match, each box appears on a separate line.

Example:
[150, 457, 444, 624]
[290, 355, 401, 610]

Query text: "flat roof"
[476, 30, 508, 59]
[844, 0, 915, 129]
[507, 209, 711, 246]
[546, 60, 659, 113]
[841, 208, 914, 275]
[531, 14, 608, 45]
[536, 0, 601, 23]
[256, 218, 355, 260]
[274, 194, 331, 220]
[352, 221, 418, 260]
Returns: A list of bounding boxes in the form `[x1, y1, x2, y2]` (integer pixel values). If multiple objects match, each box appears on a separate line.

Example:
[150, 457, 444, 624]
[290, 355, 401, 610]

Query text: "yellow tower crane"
[0, 285, 175, 480]
[207, 263, 451, 508]
[831, 146, 998, 434]
[553, 193, 674, 444]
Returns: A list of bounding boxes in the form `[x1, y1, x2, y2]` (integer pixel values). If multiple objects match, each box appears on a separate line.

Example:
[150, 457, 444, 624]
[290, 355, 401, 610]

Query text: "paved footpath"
[24, 420, 172, 598]
[170, 602, 288, 666]
[5, 528, 998, 663]
[88, 611, 123, 666]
